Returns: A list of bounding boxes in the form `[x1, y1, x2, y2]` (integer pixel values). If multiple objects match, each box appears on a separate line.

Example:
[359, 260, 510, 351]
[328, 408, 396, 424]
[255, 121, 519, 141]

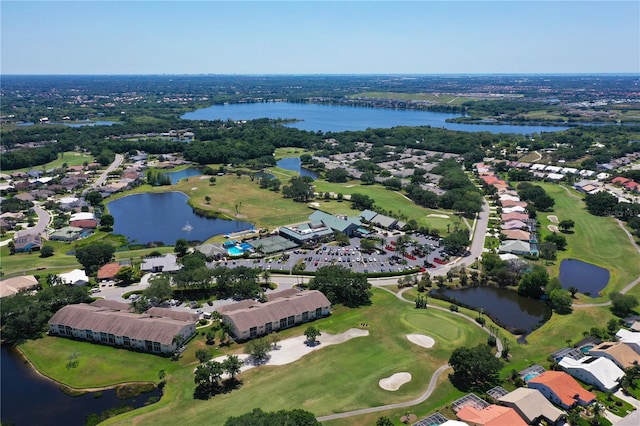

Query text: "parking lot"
[207, 234, 448, 275]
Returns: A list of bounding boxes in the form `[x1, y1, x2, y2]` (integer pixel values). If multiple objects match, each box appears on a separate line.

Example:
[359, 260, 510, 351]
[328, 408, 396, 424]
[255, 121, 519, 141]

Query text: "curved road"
[12, 204, 51, 239]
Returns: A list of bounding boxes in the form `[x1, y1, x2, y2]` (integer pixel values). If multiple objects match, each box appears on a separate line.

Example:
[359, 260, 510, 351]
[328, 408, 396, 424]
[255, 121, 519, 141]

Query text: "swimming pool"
[227, 246, 245, 256]
[580, 345, 594, 353]
[523, 373, 539, 381]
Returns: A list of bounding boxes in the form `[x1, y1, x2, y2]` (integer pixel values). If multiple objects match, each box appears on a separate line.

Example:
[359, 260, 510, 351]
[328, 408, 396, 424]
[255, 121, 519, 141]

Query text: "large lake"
[108, 192, 253, 245]
[181, 102, 569, 134]
[0, 345, 160, 426]
[276, 157, 318, 178]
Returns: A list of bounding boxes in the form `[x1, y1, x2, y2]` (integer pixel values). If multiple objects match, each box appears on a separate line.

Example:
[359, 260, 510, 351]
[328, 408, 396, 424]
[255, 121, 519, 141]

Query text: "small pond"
[108, 192, 253, 245]
[0, 345, 161, 426]
[558, 259, 610, 296]
[276, 157, 318, 179]
[164, 168, 203, 184]
[431, 286, 549, 334]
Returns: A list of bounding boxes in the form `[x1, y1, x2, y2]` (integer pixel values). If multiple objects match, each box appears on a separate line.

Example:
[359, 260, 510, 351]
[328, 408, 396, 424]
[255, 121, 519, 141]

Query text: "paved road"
[13, 204, 51, 239]
[92, 153, 124, 188]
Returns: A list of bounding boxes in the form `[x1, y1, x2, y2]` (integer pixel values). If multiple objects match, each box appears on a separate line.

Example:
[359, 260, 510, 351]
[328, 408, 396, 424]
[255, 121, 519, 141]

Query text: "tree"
[304, 326, 321, 345]
[376, 417, 394, 426]
[610, 292, 639, 317]
[325, 168, 349, 183]
[204, 195, 211, 204]
[196, 348, 212, 364]
[246, 337, 271, 363]
[549, 289, 573, 314]
[309, 265, 372, 307]
[8, 240, 15, 255]
[569, 286, 579, 298]
[544, 233, 567, 251]
[443, 229, 470, 255]
[448, 345, 503, 391]
[585, 191, 618, 216]
[115, 265, 136, 285]
[40, 245, 54, 258]
[539, 242, 557, 265]
[558, 219, 575, 233]
[99, 214, 114, 230]
[517, 265, 549, 299]
[84, 190, 103, 207]
[75, 242, 115, 275]
[224, 408, 320, 426]
[174, 238, 189, 257]
[282, 176, 314, 202]
[222, 355, 243, 381]
[143, 275, 173, 304]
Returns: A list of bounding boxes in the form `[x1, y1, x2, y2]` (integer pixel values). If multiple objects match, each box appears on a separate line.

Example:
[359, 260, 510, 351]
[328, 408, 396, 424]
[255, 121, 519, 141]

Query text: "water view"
[164, 168, 203, 184]
[559, 259, 610, 296]
[108, 192, 253, 245]
[181, 102, 569, 134]
[276, 157, 318, 178]
[431, 286, 549, 333]
[0, 345, 160, 426]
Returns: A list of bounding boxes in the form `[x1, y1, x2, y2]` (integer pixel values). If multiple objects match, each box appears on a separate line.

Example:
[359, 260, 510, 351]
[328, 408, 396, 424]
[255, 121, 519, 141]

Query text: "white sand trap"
[406, 334, 435, 348]
[212, 328, 369, 374]
[191, 187, 198, 190]
[547, 215, 559, 223]
[548, 225, 559, 233]
[427, 214, 450, 219]
[379, 372, 412, 391]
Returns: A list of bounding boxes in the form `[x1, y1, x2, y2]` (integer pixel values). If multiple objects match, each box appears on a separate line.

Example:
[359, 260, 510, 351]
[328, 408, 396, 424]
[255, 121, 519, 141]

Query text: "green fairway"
[97, 288, 486, 425]
[534, 183, 640, 301]
[348, 92, 481, 106]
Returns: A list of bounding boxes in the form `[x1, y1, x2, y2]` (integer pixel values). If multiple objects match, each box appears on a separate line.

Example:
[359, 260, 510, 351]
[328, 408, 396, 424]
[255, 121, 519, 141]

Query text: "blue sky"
[1, 1, 639, 74]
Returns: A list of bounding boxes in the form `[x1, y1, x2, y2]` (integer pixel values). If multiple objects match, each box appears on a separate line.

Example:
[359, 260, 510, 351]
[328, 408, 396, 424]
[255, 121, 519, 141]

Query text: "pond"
[181, 102, 570, 134]
[558, 259, 610, 296]
[107, 191, 253, 245]
[0, 345, 161, 426]
[276, 157, 318, 179]
[163, 167, 203, 184]
[430, 286, 549, 334]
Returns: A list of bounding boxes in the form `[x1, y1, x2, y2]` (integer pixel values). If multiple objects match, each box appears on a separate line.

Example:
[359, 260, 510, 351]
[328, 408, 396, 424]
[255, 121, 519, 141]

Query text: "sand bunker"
[548, 225, 559, 233]
[406, 334, 435, 348]
[212, 328, 369, 374]
[547, 215, 559, 224]
[427, 214, 450, 219]
[379, 372, 412, 391]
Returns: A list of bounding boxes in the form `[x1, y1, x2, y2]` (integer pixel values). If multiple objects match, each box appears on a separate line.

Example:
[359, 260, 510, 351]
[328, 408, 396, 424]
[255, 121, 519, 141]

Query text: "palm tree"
[222, 355, 242, 382]
[261, 270, 271, 287]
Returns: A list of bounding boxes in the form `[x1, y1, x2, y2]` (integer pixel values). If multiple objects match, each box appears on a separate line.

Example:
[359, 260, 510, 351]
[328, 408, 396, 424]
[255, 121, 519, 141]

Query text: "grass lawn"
[4, 151, 95, 173]
[534, 183, 640, 302]
[98, 288, 487, 425]
[273, 147, 312, 160]
[18, 337, 177, 389]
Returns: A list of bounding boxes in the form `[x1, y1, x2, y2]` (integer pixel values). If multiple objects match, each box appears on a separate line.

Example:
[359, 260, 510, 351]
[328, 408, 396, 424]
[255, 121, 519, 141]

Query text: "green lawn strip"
[18, 337, 176, 389]
[4, 151, 95, 173]
[100, 289, 486, 425]
[273, 147, 312, 160]
[1, 245, 81, 278]
[534, 183, 640, 301]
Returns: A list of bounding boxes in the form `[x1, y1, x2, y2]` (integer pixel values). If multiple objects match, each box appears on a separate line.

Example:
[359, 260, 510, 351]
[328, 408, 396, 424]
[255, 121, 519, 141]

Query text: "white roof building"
[546, 173, 565, 181]
[531, 164, 546, 170]
[545, 166, 562, 173]
[58, 269, 89, 286]
[559, 355, 624, 391]
[616, 329, 640, 355]
[70, 212, 96, 221]
[502, 206, 526, 214]
[499, 194, 521, 202]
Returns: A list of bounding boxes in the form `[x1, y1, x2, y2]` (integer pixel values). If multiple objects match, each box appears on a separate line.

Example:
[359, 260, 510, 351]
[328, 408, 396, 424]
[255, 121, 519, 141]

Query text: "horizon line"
[2, 72, 639, 77]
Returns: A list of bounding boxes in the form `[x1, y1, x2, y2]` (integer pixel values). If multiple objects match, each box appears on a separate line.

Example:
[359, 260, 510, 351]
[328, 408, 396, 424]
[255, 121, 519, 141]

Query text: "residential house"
[49, 226, 83, 242]
[498, 240, 532, 256]
[456, 404, 527, 426]
[589, 341, 640, 369]
[70, 219, 97, 229]
[48, 303, 196, 354]
[501, 200, 528, 209]
[0, 275, 39, 298]
[141, 254, 181, 273]
[527, 371, 596, 409]
[498, 388, 564, 425]
[13, 234, 42, 252]
[96, 263, 123, 281]
[58, 269, 89, 286]
[501, 212, 530, 222]
[502, 206, 526, 214]
[146, 307, 200, 322]
[611, 177, 631, 186]
[616, 329, 640, 355]
[501, 229, 531, 241]
[559, 355, 624, 391]
[221, 290, 331, 341]
[501, 220, 528, 230]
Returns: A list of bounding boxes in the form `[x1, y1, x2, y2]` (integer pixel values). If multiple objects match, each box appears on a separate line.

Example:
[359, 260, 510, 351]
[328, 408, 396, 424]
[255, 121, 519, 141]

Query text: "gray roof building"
[141, 254, 182, 273]
[498, 388, 564, 425]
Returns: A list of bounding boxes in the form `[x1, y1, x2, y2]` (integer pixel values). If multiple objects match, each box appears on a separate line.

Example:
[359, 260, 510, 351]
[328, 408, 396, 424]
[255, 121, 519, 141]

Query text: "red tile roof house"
[97, 263, 122, 281]
[527, 371, 596, 409]
[623, 181, 639, 191]
[500, 200, 528, 208]
[70, 219, 97, 229]
[501, 212, 530, 222]
[456, 404, 528, 426]
[611, 176, 631, 185]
